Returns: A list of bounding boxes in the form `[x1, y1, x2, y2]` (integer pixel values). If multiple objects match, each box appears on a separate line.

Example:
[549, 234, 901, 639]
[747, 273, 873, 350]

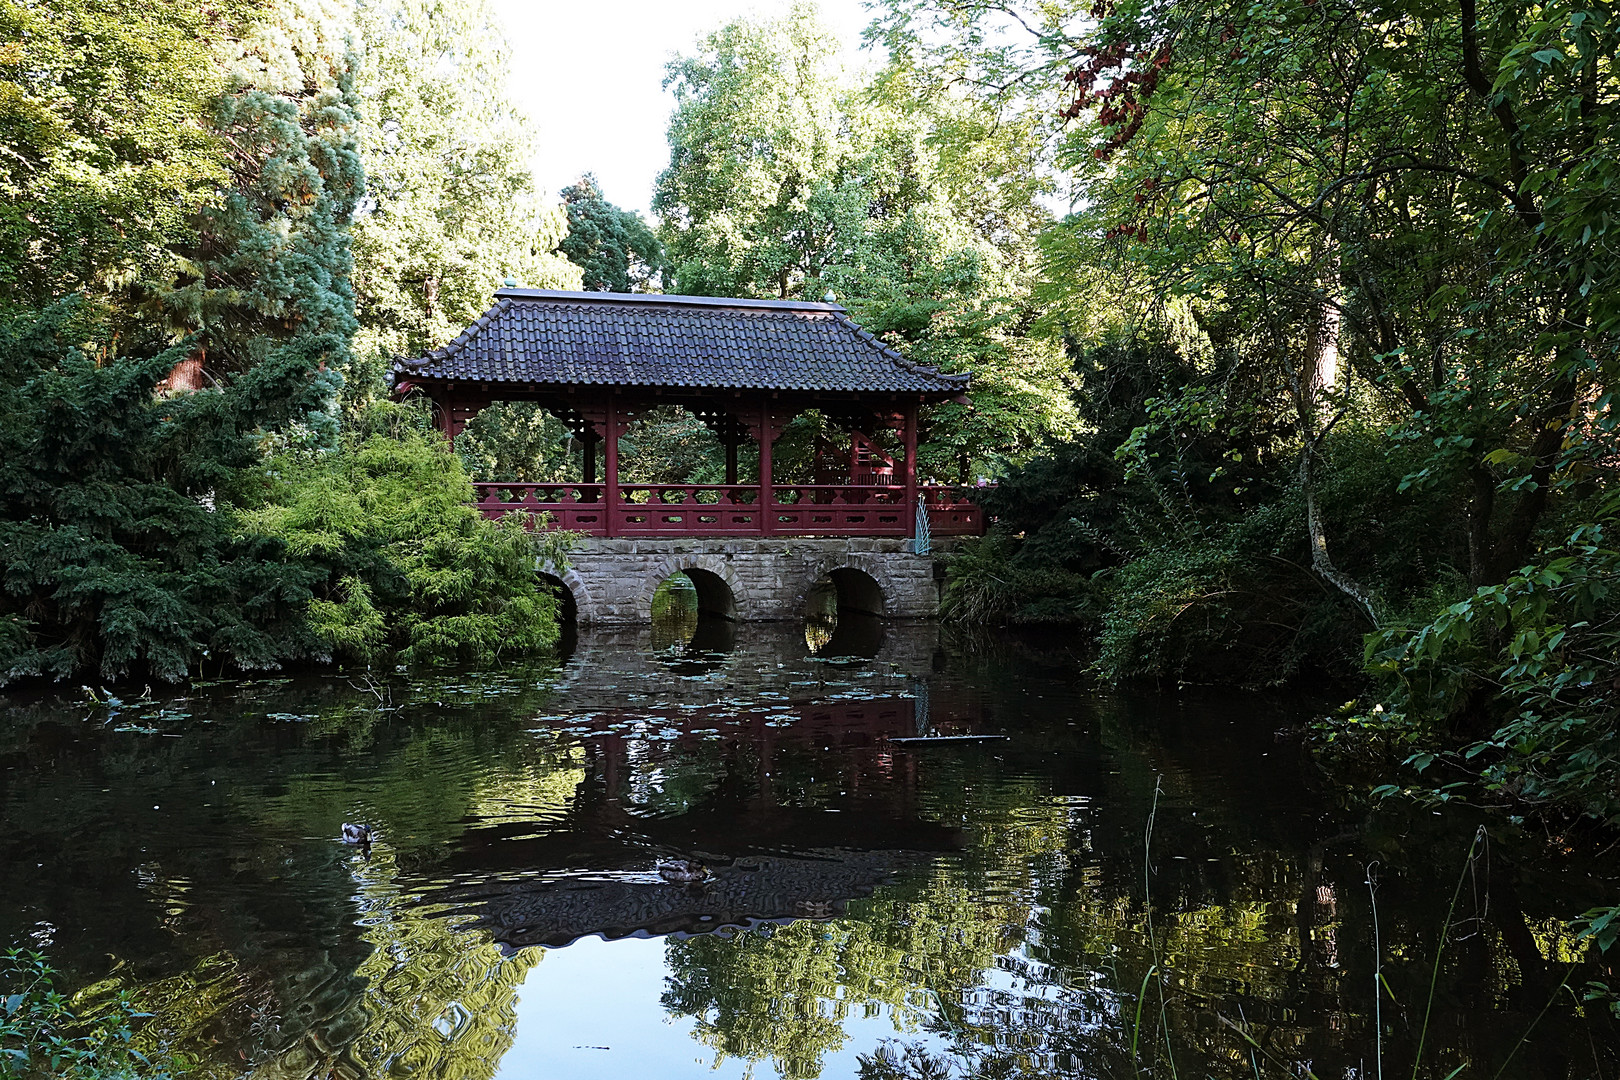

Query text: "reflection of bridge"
[427, 850, 942, 952]
[413, 715, 969, 950]
[405, 624, 990, 950]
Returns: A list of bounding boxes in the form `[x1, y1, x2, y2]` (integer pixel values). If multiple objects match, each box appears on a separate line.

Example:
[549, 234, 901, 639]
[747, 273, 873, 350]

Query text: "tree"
[348, 0, 581, 377]
[655, 1, 1075, 478]
[243, 402, 568, 668]
[0, 0, 231, 318]
[0, 303, 340, 684]
[559, 174, 668, 292]
[655, 2, 845, 300]
[158, 0, 366, 372]
[887, 0, 1620, 816]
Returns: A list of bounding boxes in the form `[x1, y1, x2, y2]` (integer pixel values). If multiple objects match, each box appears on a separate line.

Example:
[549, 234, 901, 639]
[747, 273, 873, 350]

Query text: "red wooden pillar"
[603, 394, 620, 538]
[902, 399, 919, 537]
[434, 391, 489, 444]
[758, 399, 774, 537]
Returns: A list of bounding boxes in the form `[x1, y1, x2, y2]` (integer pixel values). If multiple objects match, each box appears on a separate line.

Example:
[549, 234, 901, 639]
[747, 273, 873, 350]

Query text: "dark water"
[2, 621, 1617, 1079]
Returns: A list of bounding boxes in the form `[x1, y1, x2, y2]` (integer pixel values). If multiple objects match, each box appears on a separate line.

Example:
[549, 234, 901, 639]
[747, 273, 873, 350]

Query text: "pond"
[2, 619, 1616, 1079]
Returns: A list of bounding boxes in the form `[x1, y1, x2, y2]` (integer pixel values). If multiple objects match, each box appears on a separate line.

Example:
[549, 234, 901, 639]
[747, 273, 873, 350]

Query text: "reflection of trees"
[0, 666, 569, 1079]
[9, 638, 1620, 1080]
[662, 868, 1029, 1079]
[661, 851, 1039, 1077]
[268, 852, 541, 1080]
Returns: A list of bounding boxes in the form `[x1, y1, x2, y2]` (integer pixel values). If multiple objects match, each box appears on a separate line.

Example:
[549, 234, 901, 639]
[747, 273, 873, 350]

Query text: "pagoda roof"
[392, 289, 970, 398]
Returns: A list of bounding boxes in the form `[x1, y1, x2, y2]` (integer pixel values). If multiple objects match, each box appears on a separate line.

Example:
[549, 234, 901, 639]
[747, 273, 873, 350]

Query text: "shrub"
[245, 402, 571, 667]
[0, 948, 189, 1079]
[0, 304, 339, 685]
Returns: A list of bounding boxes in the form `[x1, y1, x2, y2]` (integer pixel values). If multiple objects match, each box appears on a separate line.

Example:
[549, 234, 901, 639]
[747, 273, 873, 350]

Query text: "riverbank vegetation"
[840, 0, 1618, 836]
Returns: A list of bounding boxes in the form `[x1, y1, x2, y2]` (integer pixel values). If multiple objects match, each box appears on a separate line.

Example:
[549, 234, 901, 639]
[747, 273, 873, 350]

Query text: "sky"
[488, 0, 879, 218]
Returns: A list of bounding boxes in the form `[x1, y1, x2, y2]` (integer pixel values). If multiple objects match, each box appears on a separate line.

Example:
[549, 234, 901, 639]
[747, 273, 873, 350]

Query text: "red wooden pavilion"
[392, 289, 984, 538]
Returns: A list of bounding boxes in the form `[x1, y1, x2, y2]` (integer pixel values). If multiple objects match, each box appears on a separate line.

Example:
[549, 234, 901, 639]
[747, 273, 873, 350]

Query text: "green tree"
[655, 2, 845, 300]
[559, 174, 668, 292]
[349, 0, 581, 377]
[895, 0, 1620, 816]
[0, 303, 340, 685]
[158, 0, 366, 372]
[655, 2, 1075, 478]
[0, 0, 231, 317]
[244, 402, 570, 667]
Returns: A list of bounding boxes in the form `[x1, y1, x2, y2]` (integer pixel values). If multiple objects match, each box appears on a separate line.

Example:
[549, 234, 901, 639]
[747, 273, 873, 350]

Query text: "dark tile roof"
[392, 290, 970, 397]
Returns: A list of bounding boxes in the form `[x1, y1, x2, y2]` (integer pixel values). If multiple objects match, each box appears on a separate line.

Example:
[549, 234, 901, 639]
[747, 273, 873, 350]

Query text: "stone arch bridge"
[544, 538, 943, 626]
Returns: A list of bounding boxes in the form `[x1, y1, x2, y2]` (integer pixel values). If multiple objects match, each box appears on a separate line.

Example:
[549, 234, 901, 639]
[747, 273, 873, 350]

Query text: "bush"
[0, 305, 568, 685]
[0, 949, 188, 1079]
[245, 402, 571, 667]
[0, 304, 339, 685]
[1361, 501, 1620, 821]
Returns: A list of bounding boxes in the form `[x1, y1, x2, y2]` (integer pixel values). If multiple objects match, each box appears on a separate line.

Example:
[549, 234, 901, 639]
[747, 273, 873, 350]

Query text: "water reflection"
[803, 575, 885, 658]
[1, 625, 1617, 1080]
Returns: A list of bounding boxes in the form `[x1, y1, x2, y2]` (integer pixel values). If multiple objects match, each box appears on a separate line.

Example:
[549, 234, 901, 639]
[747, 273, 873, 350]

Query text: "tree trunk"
[1296, 292, 1380, 626]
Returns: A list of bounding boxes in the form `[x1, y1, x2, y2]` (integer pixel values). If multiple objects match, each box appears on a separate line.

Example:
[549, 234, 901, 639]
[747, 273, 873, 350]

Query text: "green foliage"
[455, 402, 581, 483]
[894, 0, 1620, 821]
[0, 0, 589, 685]
[1364, 505, 1620, 819]
[159, 0, 365, 370]
[0, 0, 230, 314]
[941, 533, 1089, 626]
[245, 402, 568, 667]
[654, 1, 1074, 477]
[559, 174, 667, 293]
[349, 0, 580, 379]
[617, 407, 729, 485]
[1, 948, 190, 1079]
[0, 304, 340, 685]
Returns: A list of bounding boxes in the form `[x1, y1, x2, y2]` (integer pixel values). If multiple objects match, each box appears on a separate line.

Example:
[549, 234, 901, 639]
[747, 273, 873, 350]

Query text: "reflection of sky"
[499, 935, 956, 1079]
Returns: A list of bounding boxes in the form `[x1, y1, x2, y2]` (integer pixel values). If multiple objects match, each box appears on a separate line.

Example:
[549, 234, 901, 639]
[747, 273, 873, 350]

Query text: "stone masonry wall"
[545, 538, 942, 625]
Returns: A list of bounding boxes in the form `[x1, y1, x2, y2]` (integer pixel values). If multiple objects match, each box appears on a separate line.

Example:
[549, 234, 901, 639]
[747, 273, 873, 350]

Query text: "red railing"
[475, 483, 609, 532]
[922, 484, 987, 536]
[770, 485, 907, 536]
[616, 484, 762, 536]
[472, 481, 988, 538]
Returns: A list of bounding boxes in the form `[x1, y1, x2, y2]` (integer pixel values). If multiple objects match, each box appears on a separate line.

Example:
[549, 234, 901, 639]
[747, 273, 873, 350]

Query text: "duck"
[657, 858, 710, 883]
[341, 822, 377, 846]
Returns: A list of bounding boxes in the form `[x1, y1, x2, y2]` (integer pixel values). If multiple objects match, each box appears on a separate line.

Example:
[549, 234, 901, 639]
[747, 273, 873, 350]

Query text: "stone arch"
[637, 554, 747, 621]
[536, 571, 578, 624]
[539, 561, 596, 625]
[826, 567, 885, 616]
[801, 556, 894, 617]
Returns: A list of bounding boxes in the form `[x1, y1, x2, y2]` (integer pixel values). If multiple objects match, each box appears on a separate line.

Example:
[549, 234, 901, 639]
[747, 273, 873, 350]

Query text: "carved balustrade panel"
[613, 484, 762, 536]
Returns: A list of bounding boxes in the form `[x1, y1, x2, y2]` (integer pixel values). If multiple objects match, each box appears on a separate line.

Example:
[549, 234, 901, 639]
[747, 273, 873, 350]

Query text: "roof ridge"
[427, 297, 509, 362]
[833, 311, 966, 383]
[494, 288, 846, 314]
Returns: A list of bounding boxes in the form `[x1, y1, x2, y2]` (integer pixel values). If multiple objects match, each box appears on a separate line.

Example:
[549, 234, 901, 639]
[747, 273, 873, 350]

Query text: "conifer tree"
[159, 0, 365, 372]
[559, 174, 668, 293]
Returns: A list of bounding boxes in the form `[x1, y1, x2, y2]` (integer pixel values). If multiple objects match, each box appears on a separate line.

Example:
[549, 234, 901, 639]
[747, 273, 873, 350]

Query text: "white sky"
[489, 0, 879, 218]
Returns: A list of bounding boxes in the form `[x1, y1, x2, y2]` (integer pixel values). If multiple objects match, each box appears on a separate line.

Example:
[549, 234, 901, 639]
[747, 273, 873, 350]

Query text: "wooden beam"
[604, 394, 619, 538]
[759, 399, 774, 536]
